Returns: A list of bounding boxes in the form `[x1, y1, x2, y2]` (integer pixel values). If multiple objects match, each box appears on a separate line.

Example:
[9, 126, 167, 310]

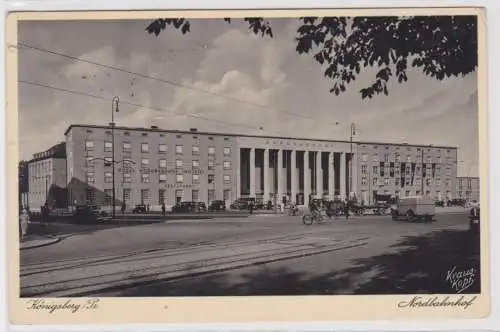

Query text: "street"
[20, 211, 479, 297]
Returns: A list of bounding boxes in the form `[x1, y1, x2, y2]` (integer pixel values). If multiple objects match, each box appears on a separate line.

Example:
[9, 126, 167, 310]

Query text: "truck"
[391, 196, 435, 222]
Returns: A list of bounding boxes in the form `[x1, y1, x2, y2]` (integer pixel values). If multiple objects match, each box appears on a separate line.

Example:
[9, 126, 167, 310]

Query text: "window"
[141, 143, 149, 153]
[372, 166, 378, 174]
[192, 146, 200, 155]
[176, 174, 184, 183]
[123, 142, 131, 153]
[224, 175, 231, 184]
[223, 147, 231, 156]
[407, 155, 412, 162]
[223, 161, 231, 170]
[427, 156, 432, 163]
[405, 178, 411, 186]
[416, 190, 421, 196]
[373, 177, 378, 185]
[159, 159, 167, 168]
[373, 154, 378, 162]
[406, 167, 411, 175]
[175, 190, 183, 203]
[361, 164, 368, 175]
[141, 189, 150, 204]
[104, 171, 112, 183]
[208, 160, 215, 170]
[86, 172, 95, 183]
[159, 144, 167, 153]
[192, 190, 199, 202]
[384, 178, 390, 185]
[208, 147, 216, 156]
[192, 174, 201, 184]
[208, 189, 215, 202]
[223, 189, 231, 201]
[104, 157, 112, 166]
[176, 160, 183, 169]
[192, 160, 200, 168]
[159, 174, 167, 183]
[158, 189, 166, 205]
[176, 145, 183, 154]
[141, 158, 149, 168]
[123, 188, 131, 202]
[415, 178, 421, 186]
[395, 178, 400, 186]
[436, 178, 441, 186]
[141, 173, 150, 183]
[85, 140, 94, 151]
[426, 178, 432, 186]
[85, 157, 95, 169]
[104, 189, 113, 206]
[208, 174, 215, 184]
[395, 153, 401, 162]
[361, 176, 367, 185]
[123, 173, 132, 183]
[384, 153, 390, 162]
[103, 141, 113, 152]
[405, 190, 411, 197]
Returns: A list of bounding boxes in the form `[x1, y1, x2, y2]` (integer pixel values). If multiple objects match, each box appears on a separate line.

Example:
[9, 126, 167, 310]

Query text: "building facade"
[457, 176, 480, 202]
[65, 124, 459, 208]
[27, 142, 67, 210]
[18, 161, 29, 210]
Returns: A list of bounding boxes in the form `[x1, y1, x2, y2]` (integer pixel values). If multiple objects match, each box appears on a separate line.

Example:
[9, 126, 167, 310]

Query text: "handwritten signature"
[446, 266, 476, 293]
[398, 295, 477, 309]
[26, 299, 100, 314]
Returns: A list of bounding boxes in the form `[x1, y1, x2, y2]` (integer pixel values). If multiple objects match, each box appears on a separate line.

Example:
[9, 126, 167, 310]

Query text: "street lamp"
[111, 96, 120, 218]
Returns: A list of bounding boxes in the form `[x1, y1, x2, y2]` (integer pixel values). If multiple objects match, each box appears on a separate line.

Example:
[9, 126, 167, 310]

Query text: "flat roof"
[64, 124, 458, 150]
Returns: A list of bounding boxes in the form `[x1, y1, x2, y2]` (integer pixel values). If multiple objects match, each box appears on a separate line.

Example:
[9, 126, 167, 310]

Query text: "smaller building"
[27, 142, 67, 211]
[456, 176, 480, 202]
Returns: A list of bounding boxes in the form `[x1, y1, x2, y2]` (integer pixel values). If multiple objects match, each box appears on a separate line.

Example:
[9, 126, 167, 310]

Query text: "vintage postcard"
[6, 7, 489, 324]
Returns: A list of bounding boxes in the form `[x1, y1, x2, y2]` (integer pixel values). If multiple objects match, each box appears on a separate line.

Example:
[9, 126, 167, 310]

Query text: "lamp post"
[111, 96, 120, 218]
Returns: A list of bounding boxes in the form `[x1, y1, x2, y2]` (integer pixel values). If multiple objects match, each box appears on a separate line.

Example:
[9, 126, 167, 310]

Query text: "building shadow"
[113, 229, 480, 297]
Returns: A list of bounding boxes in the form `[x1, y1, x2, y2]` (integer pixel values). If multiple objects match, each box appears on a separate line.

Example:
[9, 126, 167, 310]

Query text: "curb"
[20, 237, 61, 250]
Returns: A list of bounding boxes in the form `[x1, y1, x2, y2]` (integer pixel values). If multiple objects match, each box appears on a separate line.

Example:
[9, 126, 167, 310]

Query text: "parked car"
[469, 205, 480, 233]
[74, 205, 110, 223]
[435, 200, 445, 207]
[208, 200, 226, 212]
[172, 201, 207, 213]
[391, 196, 435, 222]
[132, 204, 147, 214]
[230, 198, 263, 210]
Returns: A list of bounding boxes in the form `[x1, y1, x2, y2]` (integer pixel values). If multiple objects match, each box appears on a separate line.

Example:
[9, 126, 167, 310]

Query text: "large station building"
[62, 124, 459, 209]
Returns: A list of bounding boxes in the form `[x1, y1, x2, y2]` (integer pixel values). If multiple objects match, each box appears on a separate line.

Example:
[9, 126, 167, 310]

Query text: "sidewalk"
[20, 235, 61, 250]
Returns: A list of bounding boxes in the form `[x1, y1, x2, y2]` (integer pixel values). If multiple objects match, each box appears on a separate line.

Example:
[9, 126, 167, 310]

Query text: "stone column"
[250, 148, 256, 197]
[263, 149, 270, 202]
[316, 151, 322, 198]
[277, 149, 283, 202]
[351, 150, 358, 200]
[328, 152, 335, 200]
[291, 150, 297, 204]
[304, 151, 311, 204]
[236, 147, 241, 199]
[340, 152, 346, 199]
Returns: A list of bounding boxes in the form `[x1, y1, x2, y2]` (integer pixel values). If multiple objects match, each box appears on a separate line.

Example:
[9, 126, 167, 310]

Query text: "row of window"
[361, 153, 454, 163]
[361, 176, 451, 187]
[360, 165, 452, 177]
[86, 172, 233, 185]
[90, 188, 232, 205]
[85, 157, 232, 170]
[85, 140, 232, 156]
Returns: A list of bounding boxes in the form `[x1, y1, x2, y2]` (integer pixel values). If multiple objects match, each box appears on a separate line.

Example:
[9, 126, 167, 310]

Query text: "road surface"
[20, 212, 473, 297]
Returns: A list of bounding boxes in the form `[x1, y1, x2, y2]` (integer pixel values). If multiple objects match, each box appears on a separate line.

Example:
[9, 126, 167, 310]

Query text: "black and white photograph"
[7, 7, 489, 322]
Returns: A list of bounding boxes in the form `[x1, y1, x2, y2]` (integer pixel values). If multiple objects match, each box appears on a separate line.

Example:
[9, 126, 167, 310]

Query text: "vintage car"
[391, 196, 435, 222]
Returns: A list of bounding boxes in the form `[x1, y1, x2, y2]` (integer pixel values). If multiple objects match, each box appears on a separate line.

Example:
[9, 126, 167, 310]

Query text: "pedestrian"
[249, 201, 254, 215]
[42, 203, 49, 224]
[20, 208, 30, 240]
[344, 200, 349, 220]
[161, 203, 166, 216]
[121, 202, 126, 214]
[147, 204, 150, 213]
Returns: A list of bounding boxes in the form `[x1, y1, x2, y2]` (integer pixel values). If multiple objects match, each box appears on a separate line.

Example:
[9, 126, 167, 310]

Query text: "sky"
[17, 18, 479, 177]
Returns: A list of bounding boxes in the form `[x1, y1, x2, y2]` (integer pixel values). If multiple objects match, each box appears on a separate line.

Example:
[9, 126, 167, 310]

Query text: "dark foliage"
[146, 16, 477, 99]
